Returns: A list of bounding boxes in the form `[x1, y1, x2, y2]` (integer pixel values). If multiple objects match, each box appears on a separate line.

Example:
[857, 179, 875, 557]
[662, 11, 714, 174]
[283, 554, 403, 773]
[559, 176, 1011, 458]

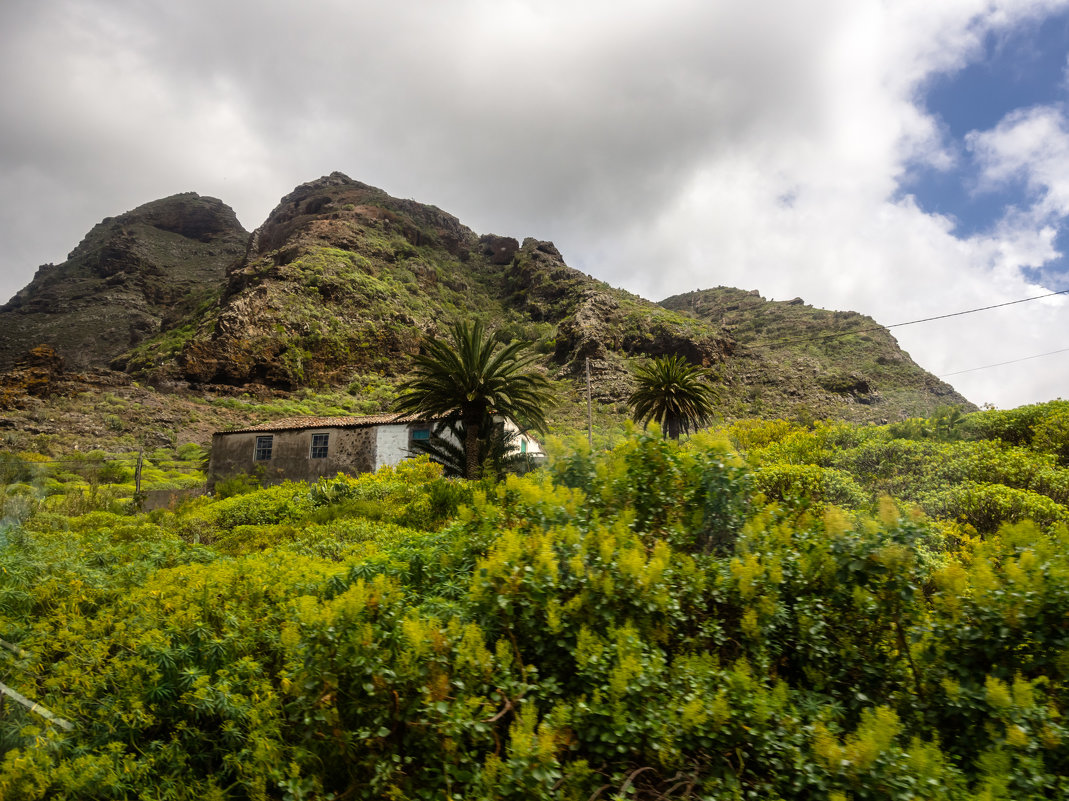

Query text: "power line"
[747, 289, 1069, 349]
[885, 289, 1069, 328]
[939, 346, 1069, 377]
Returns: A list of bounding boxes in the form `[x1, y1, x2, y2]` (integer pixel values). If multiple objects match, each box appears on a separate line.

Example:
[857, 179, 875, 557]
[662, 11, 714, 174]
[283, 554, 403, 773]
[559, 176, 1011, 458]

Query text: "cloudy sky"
[2, 0, 1069, 409]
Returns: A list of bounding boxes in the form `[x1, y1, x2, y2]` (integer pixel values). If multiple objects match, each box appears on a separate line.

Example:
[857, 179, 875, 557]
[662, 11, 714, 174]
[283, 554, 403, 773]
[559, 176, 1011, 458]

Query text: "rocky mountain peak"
[0, 175, 976, 423]
[248, 174, 474, 260]
[0, 193, 249, 370]
[66, 193, 243, 264]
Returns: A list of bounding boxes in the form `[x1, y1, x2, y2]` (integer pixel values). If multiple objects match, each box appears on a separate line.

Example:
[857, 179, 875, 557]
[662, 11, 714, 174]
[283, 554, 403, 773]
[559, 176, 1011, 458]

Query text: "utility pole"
[134, 448, 144, 496]
[134, 448, 145, 511]
[585, 357, 593, 450]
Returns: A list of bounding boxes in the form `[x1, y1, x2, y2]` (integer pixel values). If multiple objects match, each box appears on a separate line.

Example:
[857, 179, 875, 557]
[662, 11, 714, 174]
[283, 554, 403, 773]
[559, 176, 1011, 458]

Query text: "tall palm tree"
[408, 419, 534, 479]
[393, 320, 552, 479]
[628, 354, 717, 440]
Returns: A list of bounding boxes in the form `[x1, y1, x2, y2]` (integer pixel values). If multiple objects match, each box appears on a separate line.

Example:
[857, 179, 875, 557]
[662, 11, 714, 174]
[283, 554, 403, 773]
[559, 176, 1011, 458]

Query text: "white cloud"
[2, 0, 1069, 408]
[968, 104, 1069, 217]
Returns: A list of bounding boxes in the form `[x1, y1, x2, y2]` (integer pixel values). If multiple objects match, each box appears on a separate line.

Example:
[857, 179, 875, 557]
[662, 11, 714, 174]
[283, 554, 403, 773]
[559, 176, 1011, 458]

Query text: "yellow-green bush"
[4, 428, 1069, 798]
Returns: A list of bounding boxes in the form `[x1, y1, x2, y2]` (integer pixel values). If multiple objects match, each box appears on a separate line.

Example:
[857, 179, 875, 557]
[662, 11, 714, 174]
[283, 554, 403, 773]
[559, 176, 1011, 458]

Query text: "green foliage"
[6, 415, 1069, 798]
[961, 400, 1069, 448]
[919, 482, 1069, 535]
[1033, 405, 1069, 466]
[888, 404, 969, 442]
[409, 419, 539, 481]
[212, 472, 261, 499]
[394, 320, 554, 479]
[627, 354, 717, 440]
[728, 403, 1069, 534]
[753, 463, 868, 507]
[0, 453, 34, 485]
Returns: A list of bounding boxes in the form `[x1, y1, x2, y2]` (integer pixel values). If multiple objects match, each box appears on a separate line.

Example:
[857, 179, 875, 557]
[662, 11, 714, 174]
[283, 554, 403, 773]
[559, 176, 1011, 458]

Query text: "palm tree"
[393, 320, 552, 479]
[408, 419, 535, 479]
[628, 354, 717, 440]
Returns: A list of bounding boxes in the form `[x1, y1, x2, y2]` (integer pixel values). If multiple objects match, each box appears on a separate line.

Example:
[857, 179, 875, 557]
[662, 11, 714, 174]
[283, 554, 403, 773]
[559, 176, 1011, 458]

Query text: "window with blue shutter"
[254, 435, 273, 461]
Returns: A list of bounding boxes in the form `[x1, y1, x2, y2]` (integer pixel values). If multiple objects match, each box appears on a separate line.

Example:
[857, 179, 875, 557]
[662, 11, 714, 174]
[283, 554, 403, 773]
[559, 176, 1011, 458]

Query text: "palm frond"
[409, 419, 534, 479]
[628, 354, 718, 439]
[394, 320, 553, 477]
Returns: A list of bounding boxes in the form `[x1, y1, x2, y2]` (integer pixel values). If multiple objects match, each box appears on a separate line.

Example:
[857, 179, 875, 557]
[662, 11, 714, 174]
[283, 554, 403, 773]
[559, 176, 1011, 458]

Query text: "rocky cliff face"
[0, 194, 248, 370]
[0, 175, 975, 425]
[660, 287, 974, 418]
[174, 173, 488, 387]
[169, 173, 734, 394]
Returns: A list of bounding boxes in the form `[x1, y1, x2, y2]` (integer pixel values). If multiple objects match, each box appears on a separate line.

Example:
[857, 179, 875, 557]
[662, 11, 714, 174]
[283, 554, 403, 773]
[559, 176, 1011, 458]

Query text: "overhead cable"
[748, 288, 1069, 349]
[939, 346, 1069, 377]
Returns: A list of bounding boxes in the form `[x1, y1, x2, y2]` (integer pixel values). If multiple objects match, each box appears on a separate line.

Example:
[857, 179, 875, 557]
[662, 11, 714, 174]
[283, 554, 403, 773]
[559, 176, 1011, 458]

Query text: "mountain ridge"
[0, 173, 973, 437]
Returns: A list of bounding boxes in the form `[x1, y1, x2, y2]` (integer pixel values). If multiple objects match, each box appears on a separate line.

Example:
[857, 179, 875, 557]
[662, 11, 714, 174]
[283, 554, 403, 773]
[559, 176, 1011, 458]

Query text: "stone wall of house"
[208, 426, 376, 489]
[206, 417, 541, 490]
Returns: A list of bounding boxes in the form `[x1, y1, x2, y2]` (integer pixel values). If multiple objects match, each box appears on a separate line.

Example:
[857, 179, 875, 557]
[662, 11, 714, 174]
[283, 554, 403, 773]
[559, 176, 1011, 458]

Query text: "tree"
[408, 419, 535, 480]
[393, 321, 552, 479]
[628, 354, 717, 440]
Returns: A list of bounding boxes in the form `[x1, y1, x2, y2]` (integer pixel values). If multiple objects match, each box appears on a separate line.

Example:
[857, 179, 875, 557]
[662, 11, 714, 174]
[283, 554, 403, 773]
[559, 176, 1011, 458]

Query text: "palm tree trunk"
[465, 418, 481, 479]
[667, 416, 681, 440]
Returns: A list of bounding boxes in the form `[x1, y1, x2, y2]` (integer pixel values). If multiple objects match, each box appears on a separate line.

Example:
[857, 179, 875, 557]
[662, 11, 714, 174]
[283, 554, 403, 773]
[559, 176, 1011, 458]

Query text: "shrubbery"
[2, 406, 1069, 798]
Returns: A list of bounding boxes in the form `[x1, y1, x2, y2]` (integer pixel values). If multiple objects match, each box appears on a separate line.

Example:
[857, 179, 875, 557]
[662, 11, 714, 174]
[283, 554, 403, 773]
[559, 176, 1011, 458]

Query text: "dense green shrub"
[961, 400, 1069, 448]
[753, 463, 868, 508]
[919, 481, 1069, 535]
[5, 424, 1069, 798]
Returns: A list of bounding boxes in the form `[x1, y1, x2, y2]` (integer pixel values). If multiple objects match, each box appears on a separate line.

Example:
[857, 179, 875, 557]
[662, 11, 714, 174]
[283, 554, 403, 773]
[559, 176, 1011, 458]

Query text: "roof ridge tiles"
[223, 412, 453, 435]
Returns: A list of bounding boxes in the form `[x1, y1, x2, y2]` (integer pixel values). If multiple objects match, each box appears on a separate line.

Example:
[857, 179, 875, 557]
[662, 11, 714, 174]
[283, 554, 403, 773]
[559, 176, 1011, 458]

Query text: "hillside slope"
[661, 287, 972, 420]
[158, 173, 729, 395]
[0, 175, 973, 436]
[0, 194, 248, 371]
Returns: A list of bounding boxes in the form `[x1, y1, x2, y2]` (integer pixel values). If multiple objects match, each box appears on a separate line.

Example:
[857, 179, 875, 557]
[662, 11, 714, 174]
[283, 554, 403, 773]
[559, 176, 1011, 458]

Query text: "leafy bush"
[212, 472, 261, 499]
[753, 463, 868, 508]
[1033, 406, 1069, 466]
[919, 482, 1069, 535]
[961, 400, 1069, 448]
[0, 453, 33, 485]
[6, 427, 1069, 798]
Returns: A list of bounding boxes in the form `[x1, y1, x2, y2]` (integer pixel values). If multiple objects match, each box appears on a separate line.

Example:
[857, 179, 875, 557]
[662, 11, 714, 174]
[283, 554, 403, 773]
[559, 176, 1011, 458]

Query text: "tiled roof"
[222, 413, 452, 435]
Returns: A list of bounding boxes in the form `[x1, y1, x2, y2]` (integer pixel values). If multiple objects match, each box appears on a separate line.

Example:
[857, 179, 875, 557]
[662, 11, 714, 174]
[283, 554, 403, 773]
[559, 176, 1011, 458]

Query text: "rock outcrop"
[0, 194, 248, 370]
[0, 175, 977, 424]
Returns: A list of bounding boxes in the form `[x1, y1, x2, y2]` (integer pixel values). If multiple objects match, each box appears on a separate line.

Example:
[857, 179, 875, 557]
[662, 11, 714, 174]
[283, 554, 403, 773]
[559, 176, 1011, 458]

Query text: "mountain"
[0, 193, 248, 370]
[0, 174, 973, 437]
[660, 287, 971, 420]
[146, 173, 728, 397]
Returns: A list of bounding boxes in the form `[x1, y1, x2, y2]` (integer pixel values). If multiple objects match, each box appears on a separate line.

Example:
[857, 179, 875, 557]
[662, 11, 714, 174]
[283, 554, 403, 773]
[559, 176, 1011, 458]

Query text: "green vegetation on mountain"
[0, 172, 974, 440]
[3, 401, 1069, 799]
[661, 287, 970, 421]
[163, 175, 736, 410]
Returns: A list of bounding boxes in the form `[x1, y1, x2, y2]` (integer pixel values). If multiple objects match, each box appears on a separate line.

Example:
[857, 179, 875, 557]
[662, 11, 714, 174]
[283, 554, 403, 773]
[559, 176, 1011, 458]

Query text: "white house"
[207, 413, 544, 488]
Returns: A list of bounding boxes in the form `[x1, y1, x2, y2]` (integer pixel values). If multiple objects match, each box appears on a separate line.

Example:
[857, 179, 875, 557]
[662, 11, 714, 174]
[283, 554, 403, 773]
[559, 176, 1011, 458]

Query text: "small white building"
[207, 413, 543, 488]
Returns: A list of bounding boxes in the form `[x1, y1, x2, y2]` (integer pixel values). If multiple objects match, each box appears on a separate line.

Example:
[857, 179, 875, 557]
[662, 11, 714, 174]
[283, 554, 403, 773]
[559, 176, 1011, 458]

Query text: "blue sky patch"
[924, 12, 1069, 139]
[903, 9, 1069, 287]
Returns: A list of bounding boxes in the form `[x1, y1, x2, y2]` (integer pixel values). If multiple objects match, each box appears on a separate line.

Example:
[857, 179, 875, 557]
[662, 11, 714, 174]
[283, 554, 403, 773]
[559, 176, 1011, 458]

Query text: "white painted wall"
[374, 418, 543, 471]
[374, 424, 413, 469]
[501, 418, 545, 457]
